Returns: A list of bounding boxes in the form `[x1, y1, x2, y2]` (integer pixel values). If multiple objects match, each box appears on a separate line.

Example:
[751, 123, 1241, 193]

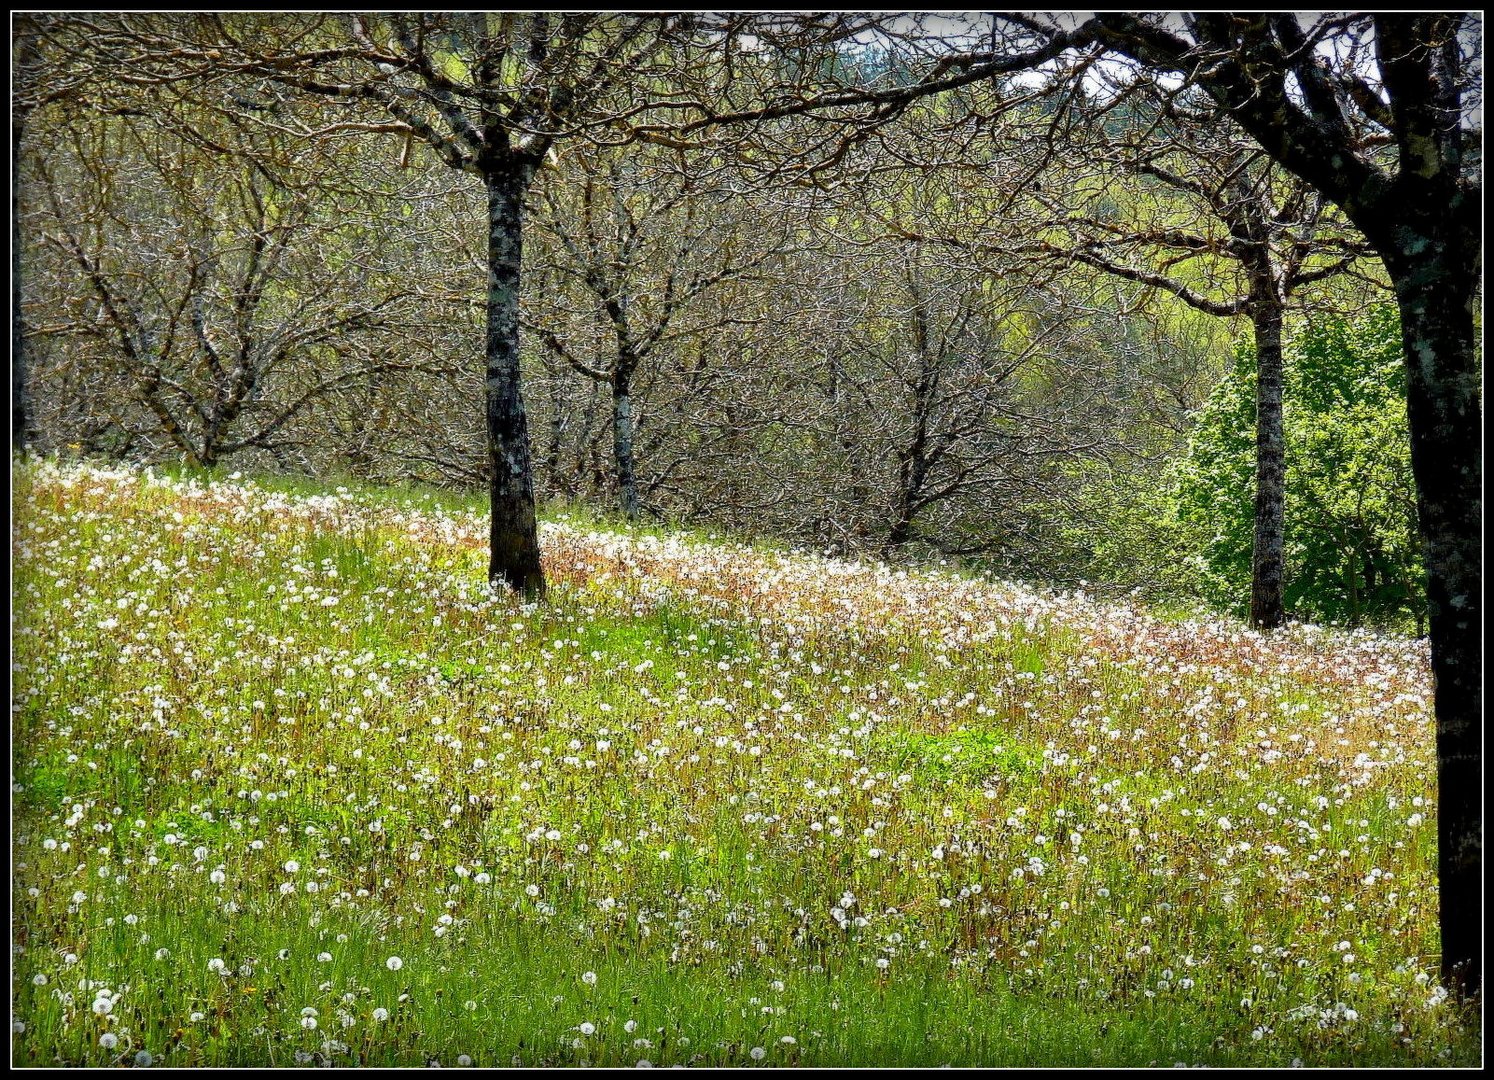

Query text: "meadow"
[10, 459, 1480, 1066]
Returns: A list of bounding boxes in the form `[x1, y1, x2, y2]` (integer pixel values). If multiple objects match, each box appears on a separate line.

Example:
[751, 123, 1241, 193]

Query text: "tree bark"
[883, 513, 913, 556]
[884, 446, 929, 558]
[484, 165, 546, 598]
[12, 121, 29, 453]
[11, 24, 40, 456]
[612, 367, 640, 522]
[1247, 295, 1287, 630]
[1078, 12, 1483, 996]
[1386, 235, 1482, 998]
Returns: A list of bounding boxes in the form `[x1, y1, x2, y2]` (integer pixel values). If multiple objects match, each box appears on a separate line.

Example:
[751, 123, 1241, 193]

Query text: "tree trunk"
[1247, 292, 1287, 630]
[543, 381, 566, 495]
[883, 452, 924, 557]
[1387, 238, 1482, 998]
[12, 123, 28, 453]
[883, 514, 913, 556]
[612, 368, 640, 522]
[484, 165, 546, 598]
[1345, 545, 1360, 627]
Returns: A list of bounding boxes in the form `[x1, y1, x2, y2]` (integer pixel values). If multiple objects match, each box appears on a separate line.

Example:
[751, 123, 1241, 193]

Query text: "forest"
[10, 12, 1483, 1068]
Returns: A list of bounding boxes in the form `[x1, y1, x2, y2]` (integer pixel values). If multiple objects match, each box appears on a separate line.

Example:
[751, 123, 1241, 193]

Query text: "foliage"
[1174, 306, 1422, 630]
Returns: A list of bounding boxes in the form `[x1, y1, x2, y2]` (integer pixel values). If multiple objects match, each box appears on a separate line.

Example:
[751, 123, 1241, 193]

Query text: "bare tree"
[527, 144, 797, 521]
[1034, 109, 1373, 629]
[808, 238, 1094, 558]
[26, 109, 430, 469]
[1065, 10, 1484, 1001]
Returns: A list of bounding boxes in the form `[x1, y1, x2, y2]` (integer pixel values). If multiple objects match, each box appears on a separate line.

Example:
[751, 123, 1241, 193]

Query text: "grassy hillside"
[11, 459, 1478, 1066]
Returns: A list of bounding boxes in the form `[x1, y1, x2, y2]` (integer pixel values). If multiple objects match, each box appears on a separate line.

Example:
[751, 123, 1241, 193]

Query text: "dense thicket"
[25, 14, 1470, 633]
[19, 81, 1217, 603]
[14, 24, 1409, 626]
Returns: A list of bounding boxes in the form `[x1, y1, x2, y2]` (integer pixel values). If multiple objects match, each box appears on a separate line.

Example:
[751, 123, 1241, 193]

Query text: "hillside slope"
[11, 460, 1473, 1066]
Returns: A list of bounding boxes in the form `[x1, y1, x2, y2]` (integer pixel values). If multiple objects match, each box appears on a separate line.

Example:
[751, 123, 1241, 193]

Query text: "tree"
[972, 11, 1485, 999]
[527, 143, 796, 521]
[809, 237, 1098, 559]
[1177, 305, 1423, 629]
[25, 108, 431, 469]
[1034, 107, 1372, 629]
[236, 13, 687, 596]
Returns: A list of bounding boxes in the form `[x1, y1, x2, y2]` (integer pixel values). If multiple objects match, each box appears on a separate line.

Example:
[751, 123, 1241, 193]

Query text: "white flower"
[99, 1033, 118, 1049]
[208, 958, 227, 974]
[372, 1008, 390, 1022]
[581, 971, 597, 986]
[317, 952, 333, 963]
[457, 1055, 473, 1066]
[579, 1022, 596, 1036]
[750, 1047, 766, 1060]
[135, 1050, 153, 1066]
[386, 956, 403, 971]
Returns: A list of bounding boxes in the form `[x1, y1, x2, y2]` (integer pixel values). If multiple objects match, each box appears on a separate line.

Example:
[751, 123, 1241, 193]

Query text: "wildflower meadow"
[10, 460, 1480, 1066]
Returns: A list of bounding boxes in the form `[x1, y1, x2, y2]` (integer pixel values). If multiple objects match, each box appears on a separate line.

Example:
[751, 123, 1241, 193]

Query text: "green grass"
[10, 458, 1479, 1066]
[143, 458, 792, 556]
[874, 727, 1046, 788]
